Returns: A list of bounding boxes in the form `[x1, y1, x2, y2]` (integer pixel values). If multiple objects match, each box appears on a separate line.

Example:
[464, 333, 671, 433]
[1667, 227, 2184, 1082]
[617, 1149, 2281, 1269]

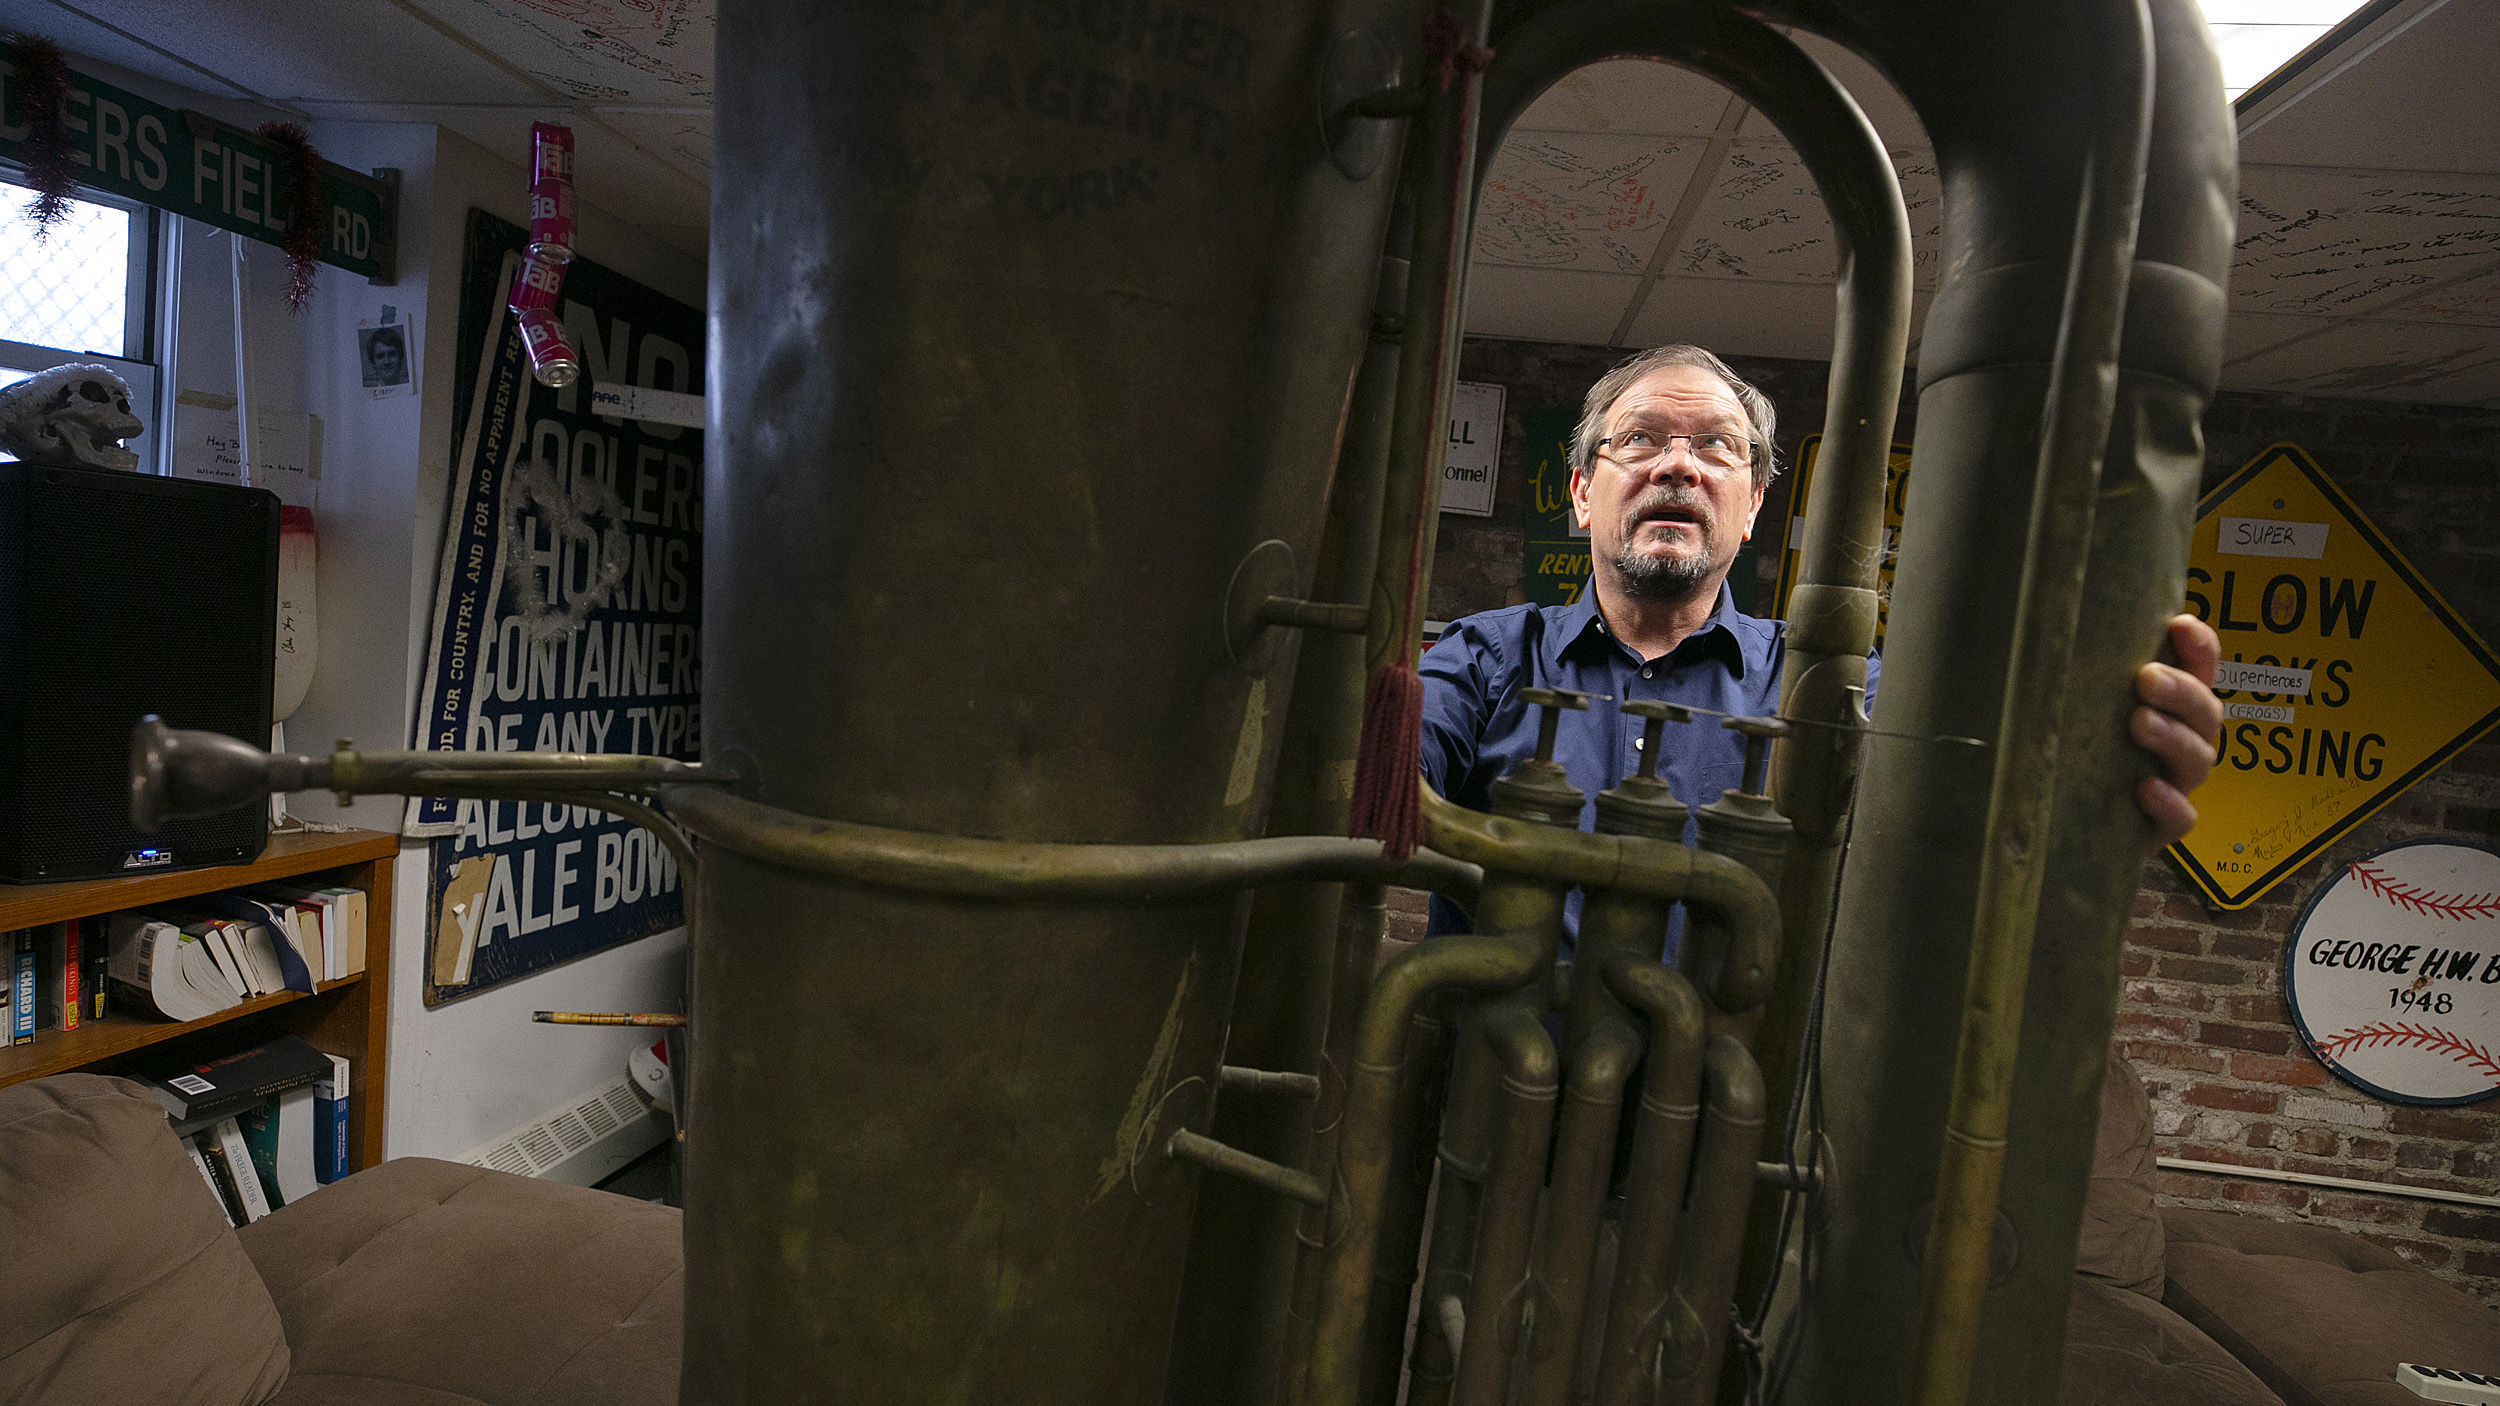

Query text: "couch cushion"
[0, 1073, 290, 1404]
[2061, 1275, 2286, 1406]
[2165, 1206, 2500, 1406]
[238, 1156, 680, 1406]
[2078, 1048, 2166, 1297]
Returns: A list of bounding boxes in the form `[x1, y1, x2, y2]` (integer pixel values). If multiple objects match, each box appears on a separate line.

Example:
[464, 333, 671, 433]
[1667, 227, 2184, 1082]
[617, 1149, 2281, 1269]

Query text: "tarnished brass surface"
[697, 0, 1418, 1397]
[1786, 2, 2235, 1401]
[128, 2, 2239, 1400]
[668, 787, 1479, 905]
[1592, 957, 1711, 1406]
[1909, 4, 2155, 1398]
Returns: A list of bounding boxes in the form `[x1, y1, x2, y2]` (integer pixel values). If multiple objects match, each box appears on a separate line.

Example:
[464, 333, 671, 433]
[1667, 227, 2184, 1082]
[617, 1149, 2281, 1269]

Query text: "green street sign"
[0, 54, 395, 280]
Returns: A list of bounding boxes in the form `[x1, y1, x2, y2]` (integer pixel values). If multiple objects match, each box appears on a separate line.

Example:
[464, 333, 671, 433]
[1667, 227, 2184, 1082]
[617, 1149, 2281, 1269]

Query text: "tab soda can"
[509, 250, 566, 314]
[516, 307, 579, 388]
[528, 122, 577, 264]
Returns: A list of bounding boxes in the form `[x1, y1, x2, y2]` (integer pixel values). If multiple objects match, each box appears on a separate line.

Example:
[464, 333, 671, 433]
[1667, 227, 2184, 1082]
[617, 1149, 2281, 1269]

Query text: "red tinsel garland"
[8, 35, 75, 234]
[254, 122, 325, 312]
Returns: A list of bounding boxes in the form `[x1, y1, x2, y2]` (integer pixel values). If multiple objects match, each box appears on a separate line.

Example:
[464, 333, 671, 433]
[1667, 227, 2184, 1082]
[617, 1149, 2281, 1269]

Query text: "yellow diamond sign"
[1771, 434, 1914, 641]
[2170, 444, 2500, 910]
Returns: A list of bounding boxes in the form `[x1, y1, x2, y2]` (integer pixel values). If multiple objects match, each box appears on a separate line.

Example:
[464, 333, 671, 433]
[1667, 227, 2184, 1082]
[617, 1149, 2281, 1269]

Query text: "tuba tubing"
[1909, 1, 2156, 1399]
[1592, 957, 1713, 1406]
[1451, 999, 1562, 1406]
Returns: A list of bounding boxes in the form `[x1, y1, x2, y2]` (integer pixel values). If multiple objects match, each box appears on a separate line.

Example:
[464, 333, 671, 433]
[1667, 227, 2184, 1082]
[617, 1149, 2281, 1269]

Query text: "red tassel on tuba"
[1348, 662, 1425, 864]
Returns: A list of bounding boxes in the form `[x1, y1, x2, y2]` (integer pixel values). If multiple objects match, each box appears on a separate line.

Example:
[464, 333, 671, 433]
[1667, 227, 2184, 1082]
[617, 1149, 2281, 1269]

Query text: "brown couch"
[0, 1073, 681, 1405]
[2062, 1051, 2500, 1405]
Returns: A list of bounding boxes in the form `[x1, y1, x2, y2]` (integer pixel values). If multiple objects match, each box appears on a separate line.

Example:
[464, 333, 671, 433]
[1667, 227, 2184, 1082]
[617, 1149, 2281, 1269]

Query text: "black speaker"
[0, 462, 276, 881]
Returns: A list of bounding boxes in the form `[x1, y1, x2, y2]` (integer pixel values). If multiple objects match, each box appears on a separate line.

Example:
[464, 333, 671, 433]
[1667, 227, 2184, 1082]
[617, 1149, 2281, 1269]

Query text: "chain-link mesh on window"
[0, 181, 132, 358]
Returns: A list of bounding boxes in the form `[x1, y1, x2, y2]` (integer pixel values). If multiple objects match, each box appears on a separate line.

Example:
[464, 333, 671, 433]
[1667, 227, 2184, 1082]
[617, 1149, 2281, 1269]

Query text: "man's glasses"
[1596, 429, 1752, 471]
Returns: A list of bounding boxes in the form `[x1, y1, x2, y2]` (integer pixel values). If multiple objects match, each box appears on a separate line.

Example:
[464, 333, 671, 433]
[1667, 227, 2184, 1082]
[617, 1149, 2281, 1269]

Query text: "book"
[84, 933, 106, 1022]
[238, 1100, 284, 1210]
[204, 1117, 271, 1223]
[259, 884, 366, 980]
[33, 924, 60, 1030]
[168, 895, 314, 995]
[58, 919, 80, 1032]
[146, 1034, 334, 1124]
[239, 1086, 318, 1207]
[191, 1130, 246, 1227]
[106, 915, 233, 1023]
[313, 1052, 351, 1183]
[272, 902, 321, 986]
[181, 1133, 233, 1224]
[250, 887, 330, 983]
[187, 920, 250, 1001]
[10, 931, 31, 1045]
[34, 921, 82, 1032]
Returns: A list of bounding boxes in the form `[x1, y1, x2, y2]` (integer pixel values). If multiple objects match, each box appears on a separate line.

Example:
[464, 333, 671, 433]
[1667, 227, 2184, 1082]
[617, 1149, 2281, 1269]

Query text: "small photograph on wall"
[357, 313, 416, 398]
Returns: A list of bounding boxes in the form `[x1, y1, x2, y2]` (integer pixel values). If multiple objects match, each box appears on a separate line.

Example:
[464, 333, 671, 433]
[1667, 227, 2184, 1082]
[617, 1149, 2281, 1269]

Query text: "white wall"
[101, 62, 710, 1164]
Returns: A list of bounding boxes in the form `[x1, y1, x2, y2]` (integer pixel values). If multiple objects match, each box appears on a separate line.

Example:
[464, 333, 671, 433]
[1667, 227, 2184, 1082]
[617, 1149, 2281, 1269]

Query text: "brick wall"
[2127, 390, 2500, 1307]
[1433, 335, 2500, 1306]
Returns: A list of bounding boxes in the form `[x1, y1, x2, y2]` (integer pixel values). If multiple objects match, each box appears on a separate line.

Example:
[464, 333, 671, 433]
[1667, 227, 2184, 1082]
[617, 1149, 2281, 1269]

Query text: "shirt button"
[1640, 667, 1653, 679]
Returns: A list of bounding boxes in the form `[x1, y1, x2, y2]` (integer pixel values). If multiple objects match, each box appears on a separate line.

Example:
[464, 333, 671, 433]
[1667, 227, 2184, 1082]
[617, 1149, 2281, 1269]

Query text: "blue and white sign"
[409, 209, 704, 1005]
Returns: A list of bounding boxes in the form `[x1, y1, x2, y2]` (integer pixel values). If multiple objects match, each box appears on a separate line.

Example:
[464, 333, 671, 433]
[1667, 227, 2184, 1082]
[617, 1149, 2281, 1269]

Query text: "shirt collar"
[1550, 578, 1749, 678]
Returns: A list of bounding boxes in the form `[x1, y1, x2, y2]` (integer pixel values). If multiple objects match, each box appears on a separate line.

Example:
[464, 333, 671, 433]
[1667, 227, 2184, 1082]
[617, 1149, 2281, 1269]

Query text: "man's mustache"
[1623, 487, 1714, 535]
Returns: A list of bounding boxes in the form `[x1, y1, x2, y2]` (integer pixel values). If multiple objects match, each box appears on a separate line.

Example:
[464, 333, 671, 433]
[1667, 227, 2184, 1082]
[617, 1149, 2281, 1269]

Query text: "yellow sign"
[1770, 434, 1914, 643]
[2170, 444, 2500, 909]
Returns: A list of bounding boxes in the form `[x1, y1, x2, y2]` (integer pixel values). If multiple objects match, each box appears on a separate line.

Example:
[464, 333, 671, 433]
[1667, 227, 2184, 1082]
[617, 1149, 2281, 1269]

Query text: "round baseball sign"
[2285, 840, 2500, 1106]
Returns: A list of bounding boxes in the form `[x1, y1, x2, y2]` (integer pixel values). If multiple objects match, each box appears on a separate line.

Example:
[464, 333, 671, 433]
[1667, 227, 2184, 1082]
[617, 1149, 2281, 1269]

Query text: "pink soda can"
[528, 123, 577, 264]
[515, 307, 579, 388]
[509, 249, 566, 314]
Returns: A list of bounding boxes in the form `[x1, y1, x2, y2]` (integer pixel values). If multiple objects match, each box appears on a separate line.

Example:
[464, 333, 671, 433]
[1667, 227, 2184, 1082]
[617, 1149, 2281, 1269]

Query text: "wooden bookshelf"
[0, 827, 398, 1170]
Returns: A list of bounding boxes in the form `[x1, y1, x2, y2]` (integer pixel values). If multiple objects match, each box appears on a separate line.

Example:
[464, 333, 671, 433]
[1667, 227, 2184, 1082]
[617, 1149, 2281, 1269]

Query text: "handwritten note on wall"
[170, 393, 320, 510]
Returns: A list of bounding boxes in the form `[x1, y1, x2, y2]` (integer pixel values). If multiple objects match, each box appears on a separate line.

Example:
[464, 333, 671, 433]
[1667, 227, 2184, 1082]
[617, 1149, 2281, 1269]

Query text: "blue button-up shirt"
[1420, 580, 1858, 953]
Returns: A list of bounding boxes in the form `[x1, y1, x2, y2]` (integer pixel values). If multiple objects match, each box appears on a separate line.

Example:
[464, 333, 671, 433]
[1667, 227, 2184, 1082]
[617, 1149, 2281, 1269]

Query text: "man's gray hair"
[1568, 344, 1780, 490]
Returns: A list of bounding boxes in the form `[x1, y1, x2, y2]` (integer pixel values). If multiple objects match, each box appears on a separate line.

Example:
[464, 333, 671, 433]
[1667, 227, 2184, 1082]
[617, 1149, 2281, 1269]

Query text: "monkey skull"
[0, 364, 146, 472]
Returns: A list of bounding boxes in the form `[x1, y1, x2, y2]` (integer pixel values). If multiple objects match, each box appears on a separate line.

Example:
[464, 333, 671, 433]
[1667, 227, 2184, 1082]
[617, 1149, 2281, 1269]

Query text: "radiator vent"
[460, 1076, 668, 1187]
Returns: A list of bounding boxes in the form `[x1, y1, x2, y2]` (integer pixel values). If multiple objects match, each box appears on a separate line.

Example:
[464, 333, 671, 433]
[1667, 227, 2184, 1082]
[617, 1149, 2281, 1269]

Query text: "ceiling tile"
[2232, 166, 2500, 318]
[2371, 261, 2500, 326]
[430, 109, 708, 233]
[1621, 273, 1846, 363]
[1461, 264, 1642, 347]
[399, 0, 715, 104]
[63, 0, 537, 105]
[0, 7, 259, 101]
[1476, 132, 1708, 276]
[1661, 140, 1940, 288]
[1507, 59, 1735, 138]
[2223, 310, 2329, 365]
[596, 110, 713, 185]
[2239, 0, 2500, 176]
[2225, 318, 2500, 404]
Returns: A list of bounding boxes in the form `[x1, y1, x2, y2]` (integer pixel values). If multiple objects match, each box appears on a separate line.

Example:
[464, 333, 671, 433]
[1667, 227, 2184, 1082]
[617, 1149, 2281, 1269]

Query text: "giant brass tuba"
[132, 1, 2234, 1401]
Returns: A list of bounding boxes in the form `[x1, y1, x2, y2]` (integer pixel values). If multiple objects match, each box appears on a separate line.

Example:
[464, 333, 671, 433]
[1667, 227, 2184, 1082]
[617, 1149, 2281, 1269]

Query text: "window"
[0, 174, 165, 470]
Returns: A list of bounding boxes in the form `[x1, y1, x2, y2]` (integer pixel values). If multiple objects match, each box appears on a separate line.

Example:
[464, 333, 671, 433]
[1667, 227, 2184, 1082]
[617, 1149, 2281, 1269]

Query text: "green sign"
[0, 55, 393, 279]
[1521, 406, 1588, 606]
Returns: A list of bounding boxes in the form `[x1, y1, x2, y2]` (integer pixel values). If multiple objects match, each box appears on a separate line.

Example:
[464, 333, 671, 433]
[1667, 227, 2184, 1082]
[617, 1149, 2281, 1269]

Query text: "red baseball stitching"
[2347, 862, 2500, 922]
[2316, 1022, 2500, 1081]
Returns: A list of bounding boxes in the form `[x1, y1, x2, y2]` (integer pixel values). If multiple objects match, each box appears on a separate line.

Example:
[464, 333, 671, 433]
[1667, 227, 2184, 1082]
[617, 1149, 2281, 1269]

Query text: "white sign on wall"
[2286, 840, 2500, 1106]
[1441, 381, 1504, 518]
